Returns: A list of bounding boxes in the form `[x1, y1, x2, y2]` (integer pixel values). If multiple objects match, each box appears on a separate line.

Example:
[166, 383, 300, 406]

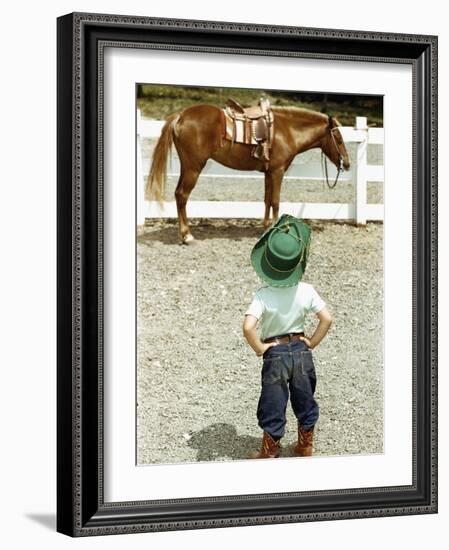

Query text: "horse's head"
[320, 116, 350, 172]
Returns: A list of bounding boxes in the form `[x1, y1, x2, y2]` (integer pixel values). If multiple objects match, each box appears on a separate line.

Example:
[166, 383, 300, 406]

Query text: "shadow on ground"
[138, 219, 331, 246]
[138, 220, 263, 246]
[187, 423, 297, 462]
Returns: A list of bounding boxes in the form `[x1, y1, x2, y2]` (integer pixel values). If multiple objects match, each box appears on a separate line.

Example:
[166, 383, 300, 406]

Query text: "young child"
[243, 214, 332, 459]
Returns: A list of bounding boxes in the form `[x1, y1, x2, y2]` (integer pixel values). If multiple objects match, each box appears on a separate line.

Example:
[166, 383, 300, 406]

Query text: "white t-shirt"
[245, 282, 326, 341]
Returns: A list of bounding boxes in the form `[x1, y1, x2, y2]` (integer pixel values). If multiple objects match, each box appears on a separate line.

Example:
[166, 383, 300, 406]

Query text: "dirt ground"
[137, 218, 383, 465]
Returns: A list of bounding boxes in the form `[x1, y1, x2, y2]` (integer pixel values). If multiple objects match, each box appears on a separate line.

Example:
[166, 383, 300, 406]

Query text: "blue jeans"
[257, 340, 319, 439]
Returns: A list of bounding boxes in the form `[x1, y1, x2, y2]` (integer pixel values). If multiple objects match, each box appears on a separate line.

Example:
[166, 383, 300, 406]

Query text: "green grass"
[137, 85, 383, 127]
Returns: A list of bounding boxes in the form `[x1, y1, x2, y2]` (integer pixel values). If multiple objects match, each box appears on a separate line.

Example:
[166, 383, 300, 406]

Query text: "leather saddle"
[224, 97, 274, 168]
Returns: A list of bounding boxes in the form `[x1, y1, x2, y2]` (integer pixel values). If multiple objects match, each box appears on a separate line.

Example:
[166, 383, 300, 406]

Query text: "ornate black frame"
[57, 12, 438, 537]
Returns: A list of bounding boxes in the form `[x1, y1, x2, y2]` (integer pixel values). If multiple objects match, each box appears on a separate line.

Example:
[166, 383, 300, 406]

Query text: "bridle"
[321, 115, 345, 189]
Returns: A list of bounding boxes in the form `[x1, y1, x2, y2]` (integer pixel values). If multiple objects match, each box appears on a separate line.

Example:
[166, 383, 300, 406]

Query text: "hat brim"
[250, 214, 309, 287]
[251, 239, 305, 287]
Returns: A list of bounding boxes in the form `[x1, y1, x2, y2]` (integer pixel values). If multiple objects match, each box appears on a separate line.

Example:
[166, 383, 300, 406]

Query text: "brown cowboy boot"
[249, 431, 281, 459]
[293, 426, 314, 457]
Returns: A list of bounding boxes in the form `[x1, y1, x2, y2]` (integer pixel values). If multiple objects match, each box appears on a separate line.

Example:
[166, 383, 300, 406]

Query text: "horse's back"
[176, 103, 222, 130]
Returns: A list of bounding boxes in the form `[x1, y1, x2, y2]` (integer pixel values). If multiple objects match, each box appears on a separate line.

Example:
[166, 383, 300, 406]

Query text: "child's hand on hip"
[299, 335, 313, 349]
[256, 342, 278, 356]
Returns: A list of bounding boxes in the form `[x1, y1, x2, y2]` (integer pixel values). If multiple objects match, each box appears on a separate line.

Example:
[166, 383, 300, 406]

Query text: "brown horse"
[146, 104, 350, 243]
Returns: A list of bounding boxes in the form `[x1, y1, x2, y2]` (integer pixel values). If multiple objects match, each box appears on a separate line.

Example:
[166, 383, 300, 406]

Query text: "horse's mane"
[271, 106, 329, 123]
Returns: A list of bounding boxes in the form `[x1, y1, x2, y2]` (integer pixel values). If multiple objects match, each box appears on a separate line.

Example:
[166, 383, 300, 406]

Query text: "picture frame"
[57, 12, 437, 537]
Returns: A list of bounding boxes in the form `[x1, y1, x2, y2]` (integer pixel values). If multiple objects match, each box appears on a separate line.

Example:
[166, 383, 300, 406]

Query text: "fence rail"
[137, 111, 384, 226]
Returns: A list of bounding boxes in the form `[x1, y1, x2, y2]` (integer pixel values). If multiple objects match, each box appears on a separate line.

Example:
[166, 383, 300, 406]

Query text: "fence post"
[355, 116, 368, 226]
[136, 109, 146, 230]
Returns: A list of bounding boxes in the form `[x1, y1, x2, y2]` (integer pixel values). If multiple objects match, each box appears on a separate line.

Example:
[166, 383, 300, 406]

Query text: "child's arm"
[300, 307, 332, 349]
[243, 315, 278, 356]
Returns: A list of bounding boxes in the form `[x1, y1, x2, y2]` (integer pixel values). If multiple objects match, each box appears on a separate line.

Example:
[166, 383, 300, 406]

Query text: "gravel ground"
[137, 219, 383, 465]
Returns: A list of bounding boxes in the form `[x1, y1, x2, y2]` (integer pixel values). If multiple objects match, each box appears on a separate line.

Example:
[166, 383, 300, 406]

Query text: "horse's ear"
[328, 115, 334, 128]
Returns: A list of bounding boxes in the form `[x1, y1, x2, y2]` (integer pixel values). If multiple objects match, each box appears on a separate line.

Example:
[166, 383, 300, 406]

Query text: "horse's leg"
[171, 109, 221, 243]
[175, 162, 204, 244]
[263, 172, 273, 230]
[269, 167, 285, 224]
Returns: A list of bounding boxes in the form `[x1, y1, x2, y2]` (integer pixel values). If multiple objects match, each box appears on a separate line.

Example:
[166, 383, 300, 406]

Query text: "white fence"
[137, 111, 384, 226]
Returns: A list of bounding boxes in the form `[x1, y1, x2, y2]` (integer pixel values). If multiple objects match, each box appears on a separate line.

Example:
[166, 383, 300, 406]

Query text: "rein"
[322, 116, 345, 189]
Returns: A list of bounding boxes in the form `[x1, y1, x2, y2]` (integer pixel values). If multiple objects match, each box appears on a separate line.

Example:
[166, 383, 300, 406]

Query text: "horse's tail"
[146, 112, 180, 205]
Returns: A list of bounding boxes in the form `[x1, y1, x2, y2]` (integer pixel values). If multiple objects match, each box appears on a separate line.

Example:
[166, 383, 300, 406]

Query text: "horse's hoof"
[181, 234, 195, 245]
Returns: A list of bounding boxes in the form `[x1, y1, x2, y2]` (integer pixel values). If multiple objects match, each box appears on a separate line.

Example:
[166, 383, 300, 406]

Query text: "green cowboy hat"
[251, 214, 311, 287]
